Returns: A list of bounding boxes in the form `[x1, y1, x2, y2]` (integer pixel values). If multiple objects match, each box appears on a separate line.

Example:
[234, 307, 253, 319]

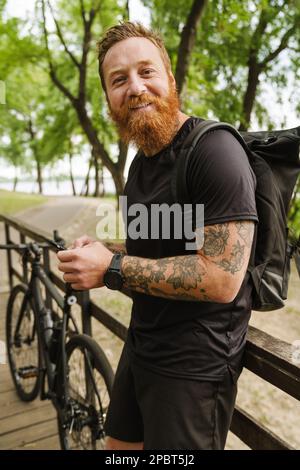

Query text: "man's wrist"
[103, 252, 125, 290]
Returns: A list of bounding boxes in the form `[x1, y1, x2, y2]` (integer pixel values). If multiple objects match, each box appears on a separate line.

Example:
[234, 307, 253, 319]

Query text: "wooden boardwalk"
[0, 291, 60, 450]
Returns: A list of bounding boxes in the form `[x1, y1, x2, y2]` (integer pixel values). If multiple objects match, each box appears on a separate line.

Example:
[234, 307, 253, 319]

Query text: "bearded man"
[57, 22, 258, 450]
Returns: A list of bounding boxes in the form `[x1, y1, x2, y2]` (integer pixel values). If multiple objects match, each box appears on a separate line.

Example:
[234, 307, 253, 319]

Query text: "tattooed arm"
[121, 220, 255, 303]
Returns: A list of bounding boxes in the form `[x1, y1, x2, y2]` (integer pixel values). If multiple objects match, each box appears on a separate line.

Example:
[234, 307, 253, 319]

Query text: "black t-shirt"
[123, 117, 258, 382]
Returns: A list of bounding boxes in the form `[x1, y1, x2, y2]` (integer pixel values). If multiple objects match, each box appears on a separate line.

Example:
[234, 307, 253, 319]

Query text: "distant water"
[0, 177, 116, 195]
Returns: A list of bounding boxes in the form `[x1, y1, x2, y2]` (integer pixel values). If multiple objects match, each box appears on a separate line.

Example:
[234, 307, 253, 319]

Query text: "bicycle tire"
[57, 333, 114, 450]
[6, 284, 41, 402]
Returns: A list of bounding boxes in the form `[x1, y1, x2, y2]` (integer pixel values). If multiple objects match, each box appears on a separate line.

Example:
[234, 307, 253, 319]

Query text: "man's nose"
[127, 75, 147, 97]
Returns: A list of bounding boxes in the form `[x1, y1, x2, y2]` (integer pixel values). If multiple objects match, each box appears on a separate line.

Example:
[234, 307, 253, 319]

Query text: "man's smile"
[129, 103, 152, 110]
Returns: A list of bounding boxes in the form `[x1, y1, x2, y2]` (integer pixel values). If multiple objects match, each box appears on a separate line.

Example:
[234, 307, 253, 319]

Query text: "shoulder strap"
[171, 119, 249, 203]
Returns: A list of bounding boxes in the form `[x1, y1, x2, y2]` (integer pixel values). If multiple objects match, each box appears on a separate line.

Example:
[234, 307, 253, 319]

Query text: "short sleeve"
[187, 129, 258, 226]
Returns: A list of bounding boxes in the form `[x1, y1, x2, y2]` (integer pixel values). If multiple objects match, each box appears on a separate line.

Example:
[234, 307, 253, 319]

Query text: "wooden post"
[20, 233, 28, 284]
[4, 223, 13, 290]
[43, 247, 53, 311]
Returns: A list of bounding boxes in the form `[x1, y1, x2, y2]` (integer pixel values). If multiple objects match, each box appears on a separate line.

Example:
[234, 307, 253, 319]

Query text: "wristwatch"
[103, 253, 124, 290]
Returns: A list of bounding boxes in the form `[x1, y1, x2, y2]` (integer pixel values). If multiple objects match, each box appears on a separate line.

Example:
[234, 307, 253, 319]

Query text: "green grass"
[0, 189, 47, 215]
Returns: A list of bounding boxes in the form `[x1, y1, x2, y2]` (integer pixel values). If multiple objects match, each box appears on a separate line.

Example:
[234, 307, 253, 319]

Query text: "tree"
[0, 14, 50, 192]
[174, 0, 207, 96]
[145, 0, 300, 131]
[39, 0, 129, 197]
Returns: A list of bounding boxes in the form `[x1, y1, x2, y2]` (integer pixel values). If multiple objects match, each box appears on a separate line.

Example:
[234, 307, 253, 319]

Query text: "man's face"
[102, 37, 180, 155]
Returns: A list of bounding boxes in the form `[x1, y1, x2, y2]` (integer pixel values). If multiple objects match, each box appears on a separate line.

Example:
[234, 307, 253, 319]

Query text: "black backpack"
[171, 120, 300, 311]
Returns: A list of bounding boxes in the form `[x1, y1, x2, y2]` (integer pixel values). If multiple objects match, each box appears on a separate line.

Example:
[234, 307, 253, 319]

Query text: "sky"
[1, 0, 299, 182]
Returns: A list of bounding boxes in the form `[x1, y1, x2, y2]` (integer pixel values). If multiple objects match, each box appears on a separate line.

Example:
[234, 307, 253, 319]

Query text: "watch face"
[104, 270, 123, 290]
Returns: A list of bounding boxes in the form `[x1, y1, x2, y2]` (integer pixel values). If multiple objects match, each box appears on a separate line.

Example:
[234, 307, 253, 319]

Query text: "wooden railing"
[1, 213, 299, 450]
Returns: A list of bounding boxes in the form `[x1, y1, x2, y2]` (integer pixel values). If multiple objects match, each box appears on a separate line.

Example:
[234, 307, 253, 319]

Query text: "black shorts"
[104, 343, 237, 450]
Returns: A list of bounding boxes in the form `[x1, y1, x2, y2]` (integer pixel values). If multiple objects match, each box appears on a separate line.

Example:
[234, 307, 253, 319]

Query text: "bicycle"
[0, 235, 114, 450]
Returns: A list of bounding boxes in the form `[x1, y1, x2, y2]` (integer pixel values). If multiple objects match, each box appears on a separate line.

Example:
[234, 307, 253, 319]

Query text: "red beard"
[109, 84, 181, 156]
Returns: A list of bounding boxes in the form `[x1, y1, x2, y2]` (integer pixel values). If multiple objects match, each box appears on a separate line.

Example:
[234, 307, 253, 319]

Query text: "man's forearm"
[121, 254, 215, 302]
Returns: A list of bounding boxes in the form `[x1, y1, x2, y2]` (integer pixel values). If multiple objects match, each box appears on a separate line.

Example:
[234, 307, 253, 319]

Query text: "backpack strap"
[170, 119, 250, 204]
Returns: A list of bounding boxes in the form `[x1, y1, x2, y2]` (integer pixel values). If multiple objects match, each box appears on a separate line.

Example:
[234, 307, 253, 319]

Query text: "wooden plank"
[230, 406, 295, 450]
[0, 215, 54, 246]
[14, 433, 60, 450]
[0, 404, 56, 436]
[0, 417, 58, 450]
[0, 381, 15, 394]
[0, 389, 19, 406]
[0, 393, 49, 419]
[245, 326, 300, 400]
[0, 369, 15, 394]
[247, 326, 300, 373]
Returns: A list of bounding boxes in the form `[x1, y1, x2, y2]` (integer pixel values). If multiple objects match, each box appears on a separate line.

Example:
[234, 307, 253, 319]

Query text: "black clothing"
[104, 342, 237, 449]
[123, 117, 258, 383]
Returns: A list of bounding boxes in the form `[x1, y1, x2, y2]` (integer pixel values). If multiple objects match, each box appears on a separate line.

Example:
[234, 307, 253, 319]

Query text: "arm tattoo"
[203, 224, 229, 257]
[122, 255, 211, 302]
[215, 239, 245, 274]
[236, 221, 253, 247]
[210, 221, 254, 275]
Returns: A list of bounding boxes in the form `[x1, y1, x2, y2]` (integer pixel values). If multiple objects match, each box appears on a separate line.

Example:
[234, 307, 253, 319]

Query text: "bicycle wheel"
[6, 284, 41, 401]
[57, 333, 114, 450]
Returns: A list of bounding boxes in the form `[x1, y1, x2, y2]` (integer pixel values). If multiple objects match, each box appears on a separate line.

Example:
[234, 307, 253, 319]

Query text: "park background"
[0, 0, 300, 450]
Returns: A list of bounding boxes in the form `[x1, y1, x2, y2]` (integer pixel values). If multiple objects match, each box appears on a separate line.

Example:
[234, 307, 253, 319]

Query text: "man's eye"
[142, 69, 154, 75]
[113, 77, 126, 85]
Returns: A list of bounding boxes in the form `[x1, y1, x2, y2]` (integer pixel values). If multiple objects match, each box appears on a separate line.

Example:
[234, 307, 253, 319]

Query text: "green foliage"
[143, 0, 300, 129]
[288, 179, 300, 237]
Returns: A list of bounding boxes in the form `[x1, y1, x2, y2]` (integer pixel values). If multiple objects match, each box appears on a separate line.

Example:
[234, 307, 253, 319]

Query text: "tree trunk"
[13, 168, 18, 191]
[239, 58, 261, 131]
[93, 151, 100, 197]
[81, 158, 92, 196]
[100, 168, 105, 197]
[42, 1, 128, 198]
[69, 153, 76, 196]
[175, 0, 207, 96]
[110, 169, 125, 210]
[36, 159, 43, 194]
[75, 102, 126, 196]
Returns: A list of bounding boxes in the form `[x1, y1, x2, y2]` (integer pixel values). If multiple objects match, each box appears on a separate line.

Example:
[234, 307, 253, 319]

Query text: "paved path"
[14, 196, 88, 235]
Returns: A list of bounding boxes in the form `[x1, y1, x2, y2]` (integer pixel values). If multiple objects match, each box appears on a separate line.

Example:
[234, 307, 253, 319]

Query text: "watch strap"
[109, 253, 124, 272]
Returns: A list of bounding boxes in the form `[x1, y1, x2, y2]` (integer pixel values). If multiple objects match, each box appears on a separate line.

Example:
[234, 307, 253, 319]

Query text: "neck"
[143, 111, 190, 157]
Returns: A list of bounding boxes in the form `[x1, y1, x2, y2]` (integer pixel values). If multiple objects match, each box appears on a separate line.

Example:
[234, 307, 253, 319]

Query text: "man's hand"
[69, 234, 95, 249]
[57, 239, 113, 290]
